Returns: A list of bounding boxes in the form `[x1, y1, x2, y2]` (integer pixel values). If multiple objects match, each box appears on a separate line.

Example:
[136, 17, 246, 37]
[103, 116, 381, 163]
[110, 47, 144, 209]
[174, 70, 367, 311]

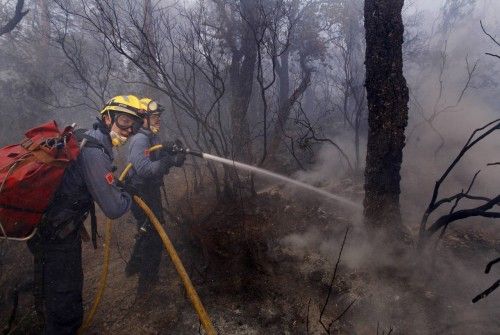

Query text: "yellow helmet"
[140, 97, 164, 115]
[140, 97, 163, 134]
[100, 95, 146, 119]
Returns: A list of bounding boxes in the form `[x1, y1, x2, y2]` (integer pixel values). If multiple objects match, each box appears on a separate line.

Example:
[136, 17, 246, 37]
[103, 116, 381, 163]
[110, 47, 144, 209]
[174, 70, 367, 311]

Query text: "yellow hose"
[133, 196, 216, 335]
[79, 143, 216, 334]
[78, 218, 112, 335]
[78, 162, 134, 334]
[119, 163, 133, 182]
[148, 144, 163, 152]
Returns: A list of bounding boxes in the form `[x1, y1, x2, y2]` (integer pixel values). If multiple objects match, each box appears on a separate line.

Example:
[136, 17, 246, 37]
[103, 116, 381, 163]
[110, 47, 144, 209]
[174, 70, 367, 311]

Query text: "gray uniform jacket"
[127, 129, 172, 187]
[44, 121, 132, 233]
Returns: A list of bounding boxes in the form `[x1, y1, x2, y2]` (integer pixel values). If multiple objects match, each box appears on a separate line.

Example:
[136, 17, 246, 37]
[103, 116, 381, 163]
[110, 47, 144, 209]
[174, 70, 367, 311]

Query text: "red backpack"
[0, 121, 80, 240]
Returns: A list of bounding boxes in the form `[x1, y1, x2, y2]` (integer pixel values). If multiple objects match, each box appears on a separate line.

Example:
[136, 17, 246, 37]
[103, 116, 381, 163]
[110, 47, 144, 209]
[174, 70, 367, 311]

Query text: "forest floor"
[1, 170, 499, 334]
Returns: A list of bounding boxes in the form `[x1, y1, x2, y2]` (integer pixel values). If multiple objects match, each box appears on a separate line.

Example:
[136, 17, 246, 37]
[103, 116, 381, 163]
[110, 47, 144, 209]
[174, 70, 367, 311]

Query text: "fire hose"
[79, 144, 216, 335]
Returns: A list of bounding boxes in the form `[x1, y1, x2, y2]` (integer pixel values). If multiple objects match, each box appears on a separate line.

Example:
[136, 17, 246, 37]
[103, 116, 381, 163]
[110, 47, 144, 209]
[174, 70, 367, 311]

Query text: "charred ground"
[1, 170, 498, 334]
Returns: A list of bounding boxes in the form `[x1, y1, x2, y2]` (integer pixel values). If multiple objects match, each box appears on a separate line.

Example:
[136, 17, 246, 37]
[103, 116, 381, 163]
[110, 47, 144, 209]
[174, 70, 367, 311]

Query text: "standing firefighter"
[28, 95, 145, 334]
[125, 98, 186, 295]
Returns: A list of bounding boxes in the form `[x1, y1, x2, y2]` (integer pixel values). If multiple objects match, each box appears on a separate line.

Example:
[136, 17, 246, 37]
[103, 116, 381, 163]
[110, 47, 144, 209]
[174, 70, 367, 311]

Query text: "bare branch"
[408, 48, 479, 156]
[480, 20, 500, 48]
[472, 280, 500, 303]
[0, 0, 29, 37]
[485, 52, 500, 60]
[293, 103, 355, 174]
[432, 170, 484, 210]
[306, 298, 311, 334]
[319, 226, 350, 334]
[485, 257, 500, 274]
[453, 56, 478, 106]
[472, 258, 500, 303]
[427, 195, 500, 234]
[480, 21, 500, 59]
[419, 119, 500, 243]
[326, 298, 357, 331]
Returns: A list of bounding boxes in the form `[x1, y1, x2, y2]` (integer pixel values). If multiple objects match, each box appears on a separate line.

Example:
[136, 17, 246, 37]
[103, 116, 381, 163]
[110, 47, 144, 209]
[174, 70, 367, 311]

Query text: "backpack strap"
[71, 128, 105, 248]
[89, 201, 98, 249]
[74, 129, 112, 159]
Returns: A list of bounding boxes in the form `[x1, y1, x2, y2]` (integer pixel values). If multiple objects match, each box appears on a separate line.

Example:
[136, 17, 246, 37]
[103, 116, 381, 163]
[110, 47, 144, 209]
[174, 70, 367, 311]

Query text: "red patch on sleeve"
[144, 149, 150, 157]
[105, 172, 114, 184]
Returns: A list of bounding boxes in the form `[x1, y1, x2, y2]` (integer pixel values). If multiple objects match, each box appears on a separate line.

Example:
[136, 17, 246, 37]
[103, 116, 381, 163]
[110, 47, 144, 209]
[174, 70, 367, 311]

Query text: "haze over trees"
[0, 0, 499, 333]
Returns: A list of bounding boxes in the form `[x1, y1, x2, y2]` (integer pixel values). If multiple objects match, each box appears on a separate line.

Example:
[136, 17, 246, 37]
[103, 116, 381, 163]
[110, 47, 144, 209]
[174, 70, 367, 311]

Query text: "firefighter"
[28, 95, 145, 335]
[124, 98, 185, 295]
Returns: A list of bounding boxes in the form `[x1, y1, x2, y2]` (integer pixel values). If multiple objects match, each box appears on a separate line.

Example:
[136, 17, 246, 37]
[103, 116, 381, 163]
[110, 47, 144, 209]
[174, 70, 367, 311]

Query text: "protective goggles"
[114, 113, 143, 133]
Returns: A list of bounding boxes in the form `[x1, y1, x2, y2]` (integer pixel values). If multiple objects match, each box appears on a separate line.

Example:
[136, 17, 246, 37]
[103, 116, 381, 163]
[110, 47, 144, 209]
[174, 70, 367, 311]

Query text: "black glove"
[116, 180, 139, 197]
[173, 152, 186, 167]
[161, 139, 185, 155]
[161, 141, 176, 155]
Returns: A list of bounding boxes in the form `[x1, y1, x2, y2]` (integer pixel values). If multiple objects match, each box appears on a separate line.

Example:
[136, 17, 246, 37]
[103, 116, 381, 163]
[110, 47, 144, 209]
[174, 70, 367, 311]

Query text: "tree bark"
[278, 49, 290, 110]
[268, 55, 312, 161]
[228, 0, 257, 163]
[363, 0, 409, 228]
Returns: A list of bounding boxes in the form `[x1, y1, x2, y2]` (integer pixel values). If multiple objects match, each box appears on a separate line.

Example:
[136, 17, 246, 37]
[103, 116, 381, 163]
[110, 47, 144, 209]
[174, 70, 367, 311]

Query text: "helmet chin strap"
[145, 113, 151, 131]
[106, 111, 115, 130]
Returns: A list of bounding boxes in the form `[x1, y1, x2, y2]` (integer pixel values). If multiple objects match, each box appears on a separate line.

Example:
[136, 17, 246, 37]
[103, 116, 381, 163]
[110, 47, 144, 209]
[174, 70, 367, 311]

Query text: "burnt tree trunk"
[363, 0, 409, 228]
[277, 49, 290, 116]
[229, 0, 257, 164]
[229, 48, 256, 164]
[268, 55, 312, 162]
[264, 49, 288, 163]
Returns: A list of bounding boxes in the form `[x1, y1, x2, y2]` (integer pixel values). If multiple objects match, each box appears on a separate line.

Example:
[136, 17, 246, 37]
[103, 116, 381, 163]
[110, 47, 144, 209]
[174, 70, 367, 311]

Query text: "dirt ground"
[1, 170, 499, 334]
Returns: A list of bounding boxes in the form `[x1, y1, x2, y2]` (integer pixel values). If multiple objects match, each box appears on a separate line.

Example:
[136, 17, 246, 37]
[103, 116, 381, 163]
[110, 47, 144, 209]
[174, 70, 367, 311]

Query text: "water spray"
[175, 147, 362, 211]
[82, 144, 360, 334]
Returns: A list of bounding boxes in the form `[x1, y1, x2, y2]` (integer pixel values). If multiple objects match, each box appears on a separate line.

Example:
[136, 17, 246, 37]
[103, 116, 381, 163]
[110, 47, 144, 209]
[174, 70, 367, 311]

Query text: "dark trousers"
[28, 230, 83, 335]
[128, 185, 164, 291]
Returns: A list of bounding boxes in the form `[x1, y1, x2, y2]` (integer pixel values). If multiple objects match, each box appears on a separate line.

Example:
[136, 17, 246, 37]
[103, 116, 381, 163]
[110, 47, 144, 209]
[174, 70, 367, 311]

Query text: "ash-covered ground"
[1, 170, 499, 334]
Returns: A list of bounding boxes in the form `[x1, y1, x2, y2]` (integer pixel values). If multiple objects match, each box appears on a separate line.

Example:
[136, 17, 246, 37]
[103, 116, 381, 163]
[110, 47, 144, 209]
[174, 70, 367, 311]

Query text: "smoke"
[401, 0, 500, 228]
[276, 1, 500, 333]
[0, 0, 498, 332]
[291, 133, 367, 187]
[285, 0, 500, 229]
